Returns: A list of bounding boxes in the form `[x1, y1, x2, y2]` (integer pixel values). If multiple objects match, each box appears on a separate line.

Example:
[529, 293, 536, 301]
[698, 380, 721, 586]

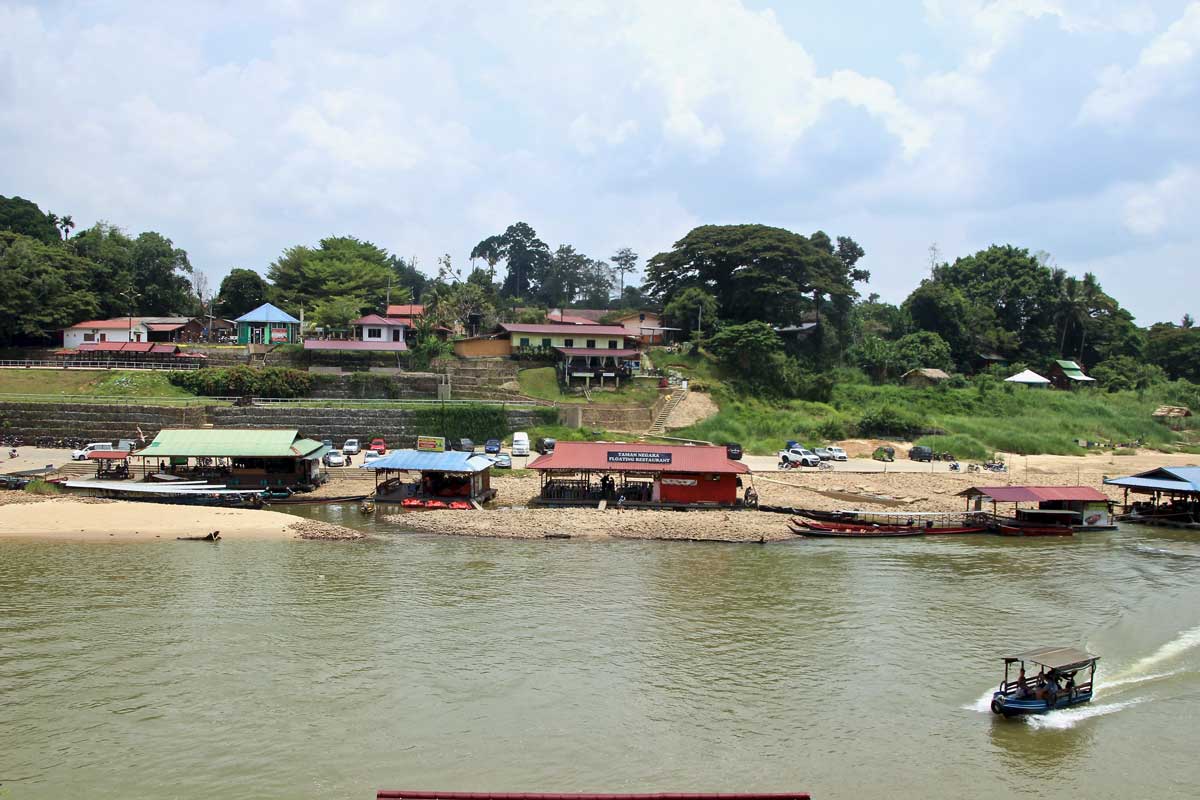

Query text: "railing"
[0, 359, 203, 370]
[0, 392, 550, 409]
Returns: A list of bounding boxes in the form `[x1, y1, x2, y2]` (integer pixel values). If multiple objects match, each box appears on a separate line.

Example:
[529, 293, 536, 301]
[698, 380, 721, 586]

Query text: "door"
[252, 326, 263, 344]
[392, 328, 401, 342]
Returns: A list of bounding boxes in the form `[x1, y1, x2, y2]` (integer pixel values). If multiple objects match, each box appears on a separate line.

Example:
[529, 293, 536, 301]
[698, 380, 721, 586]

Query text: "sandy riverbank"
[0, 496, 364, 541]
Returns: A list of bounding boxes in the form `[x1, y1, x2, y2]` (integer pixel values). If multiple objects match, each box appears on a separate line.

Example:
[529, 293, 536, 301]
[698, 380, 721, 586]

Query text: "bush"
[856, 404, 933, 438]
[169, 366, 314, 397]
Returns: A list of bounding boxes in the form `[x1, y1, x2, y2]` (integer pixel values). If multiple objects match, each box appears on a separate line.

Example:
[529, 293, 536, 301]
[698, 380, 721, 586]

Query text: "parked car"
[0, 474, 30, 490]
[814, 447, 834, 461]
[484, 438, 502, 454]
[117, 439, 138, 452]
[778, 447, 821, 468]
[321, 438, 333, 449]
[490, 453, 513, 469]
[827, 446, 848, 461]
[72, 442, 114, 460]
[725, 443, 743, 460]
[324, 451, 346, 467]
[454, 438, 475, 452]
[369, 438, 387, 455]
[511, 432, 530, 456]
[536, 437, 557, 455]
[873, 446, 895, 462]
[909, 445, 934, 462]
[342, 438, 360, 455]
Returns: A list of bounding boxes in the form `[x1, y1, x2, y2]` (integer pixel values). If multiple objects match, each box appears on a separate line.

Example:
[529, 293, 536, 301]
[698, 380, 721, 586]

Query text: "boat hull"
[990, 689, 1093, 717]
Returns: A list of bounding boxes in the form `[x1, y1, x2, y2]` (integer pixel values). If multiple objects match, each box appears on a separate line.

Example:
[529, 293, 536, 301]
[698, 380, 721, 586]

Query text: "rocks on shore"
[288, 519, 367, 540]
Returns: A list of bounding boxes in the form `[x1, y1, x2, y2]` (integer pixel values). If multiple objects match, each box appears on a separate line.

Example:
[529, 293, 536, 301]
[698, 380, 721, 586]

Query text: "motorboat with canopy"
[990, 645, 1098, 717]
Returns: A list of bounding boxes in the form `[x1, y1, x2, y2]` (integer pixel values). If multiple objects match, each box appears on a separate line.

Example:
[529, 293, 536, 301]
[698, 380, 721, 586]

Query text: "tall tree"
[0, 232, 101, 343]
[611, 247, 638, 296]
[470, 235, 504, 283]
[69, 224, 195, 316]
[662, 286, 718, 339]
[214, 268, 270, 318]
[474, 222, 552, 299]
[267, 236, 394, 316]
[0, 196, 61, 244]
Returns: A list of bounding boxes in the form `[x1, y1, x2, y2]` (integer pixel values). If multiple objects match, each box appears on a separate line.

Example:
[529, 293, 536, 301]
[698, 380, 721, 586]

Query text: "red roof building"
[500, 322, 629, 337]
[529, 442, 749, 507]
[385, 304, 424, 317]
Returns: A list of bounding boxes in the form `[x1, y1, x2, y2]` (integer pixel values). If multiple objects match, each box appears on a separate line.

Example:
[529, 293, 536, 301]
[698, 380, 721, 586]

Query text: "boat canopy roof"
[1004, 646, 1098, 671]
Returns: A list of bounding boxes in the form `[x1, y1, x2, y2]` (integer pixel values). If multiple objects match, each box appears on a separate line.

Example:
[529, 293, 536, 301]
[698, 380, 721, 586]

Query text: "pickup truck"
[778, 446, 821, 468]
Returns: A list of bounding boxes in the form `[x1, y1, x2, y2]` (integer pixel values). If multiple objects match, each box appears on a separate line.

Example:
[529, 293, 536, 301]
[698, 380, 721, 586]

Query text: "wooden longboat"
[789, 521, 924, 538]
[997, 523, 1073, 537]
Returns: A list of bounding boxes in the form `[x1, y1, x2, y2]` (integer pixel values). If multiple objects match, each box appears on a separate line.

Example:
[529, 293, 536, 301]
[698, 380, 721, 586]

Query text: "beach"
[0, 495, 364, 541]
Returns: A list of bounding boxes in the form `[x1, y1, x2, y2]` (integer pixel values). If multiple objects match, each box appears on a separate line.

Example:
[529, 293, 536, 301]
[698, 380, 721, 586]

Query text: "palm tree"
[46, 212, 60, 239]
[59, 215, 75, 239]
[1076, 273, 1107, 364]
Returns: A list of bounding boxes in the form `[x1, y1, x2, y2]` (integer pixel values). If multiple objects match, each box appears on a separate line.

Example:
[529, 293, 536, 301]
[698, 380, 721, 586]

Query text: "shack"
[958, 485, 1114, 531]
[235, 303, 301, 345]
[1104, 466, 1200, 527]
[85, 449, 130, 479]
[555, 346, 641, 388]
[528, 441, 751, 508]
[1048, 359, 1096, 390]
[901, 368, 951, 388]
[133, 428, 328, 489]
[360, 450, 495, 507]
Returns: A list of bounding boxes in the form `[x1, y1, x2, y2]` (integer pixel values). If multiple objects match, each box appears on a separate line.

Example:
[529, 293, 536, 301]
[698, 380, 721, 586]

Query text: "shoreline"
[0, 496, 364, 541]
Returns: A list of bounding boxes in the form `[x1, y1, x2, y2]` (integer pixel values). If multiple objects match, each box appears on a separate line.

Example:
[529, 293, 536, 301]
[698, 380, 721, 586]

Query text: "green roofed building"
[235, 302, 301, 345]
[134, 428, 329, 488]
[1049, 359, 1097, 390]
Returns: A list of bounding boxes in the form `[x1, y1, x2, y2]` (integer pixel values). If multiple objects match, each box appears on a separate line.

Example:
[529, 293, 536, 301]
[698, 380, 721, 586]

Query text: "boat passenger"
[1043, 672, 1060, 706]
[1015, 667, 1032, 699]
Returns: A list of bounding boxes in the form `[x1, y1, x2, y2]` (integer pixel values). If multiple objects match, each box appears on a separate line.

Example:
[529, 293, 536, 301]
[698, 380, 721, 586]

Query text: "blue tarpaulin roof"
[235, 303, 300, 324]
[360, 450, 494, 473]
[1104, 466, 1200, 495]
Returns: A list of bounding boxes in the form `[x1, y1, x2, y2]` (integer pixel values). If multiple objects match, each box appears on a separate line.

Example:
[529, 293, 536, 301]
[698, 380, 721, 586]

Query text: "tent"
[1005, 369, 1051, 387]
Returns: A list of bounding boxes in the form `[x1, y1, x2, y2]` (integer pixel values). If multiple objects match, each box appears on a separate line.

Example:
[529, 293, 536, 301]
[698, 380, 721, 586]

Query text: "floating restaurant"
[958, 485, 1115, 532]
[133, 428, 329, 489]
[361, 449, 496, 508]
[528, 441, 751, 508]
[1104, 466, 1200, 528]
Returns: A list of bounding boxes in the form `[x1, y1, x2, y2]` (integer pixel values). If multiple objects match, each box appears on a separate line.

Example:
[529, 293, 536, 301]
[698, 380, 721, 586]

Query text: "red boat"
[400, 497, 424, 509]
[997, 524, 1073, 537]
[789, 522, 924, 538]
[448, 500, 472, 510]
[791, 517, 986, 536]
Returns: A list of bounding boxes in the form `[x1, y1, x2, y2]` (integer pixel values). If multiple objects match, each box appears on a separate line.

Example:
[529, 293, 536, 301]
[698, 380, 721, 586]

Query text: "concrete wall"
[454, 338, 512, 358]
[0, 401, 207, 442]
[559, 403, 652, 432]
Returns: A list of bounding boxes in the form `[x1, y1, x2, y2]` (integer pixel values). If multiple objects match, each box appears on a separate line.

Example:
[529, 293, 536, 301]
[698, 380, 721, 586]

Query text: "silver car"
[342, 438, 360, 455]
[324, 451, 346, 467]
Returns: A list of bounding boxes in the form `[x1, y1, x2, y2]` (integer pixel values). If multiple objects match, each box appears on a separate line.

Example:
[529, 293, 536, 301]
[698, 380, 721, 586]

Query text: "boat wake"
[1115, 623, 1200, 678]
[1025, 698, 1143, 730]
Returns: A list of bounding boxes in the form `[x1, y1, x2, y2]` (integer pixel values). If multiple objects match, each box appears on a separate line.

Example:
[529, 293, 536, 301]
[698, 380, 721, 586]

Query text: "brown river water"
[2, 507, 1199, 799]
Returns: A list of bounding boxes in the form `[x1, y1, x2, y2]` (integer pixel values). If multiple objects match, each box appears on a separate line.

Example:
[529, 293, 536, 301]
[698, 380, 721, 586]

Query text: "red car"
[369, 438, 387, 455]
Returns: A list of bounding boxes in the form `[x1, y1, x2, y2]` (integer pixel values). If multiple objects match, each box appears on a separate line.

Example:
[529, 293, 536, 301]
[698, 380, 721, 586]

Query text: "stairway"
[647, 387, 687, 436]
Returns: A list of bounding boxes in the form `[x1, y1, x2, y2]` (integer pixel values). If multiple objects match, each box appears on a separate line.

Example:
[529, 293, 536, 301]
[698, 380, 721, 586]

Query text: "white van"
[511, 432, 530, 456]
[72, 442, 114, 460]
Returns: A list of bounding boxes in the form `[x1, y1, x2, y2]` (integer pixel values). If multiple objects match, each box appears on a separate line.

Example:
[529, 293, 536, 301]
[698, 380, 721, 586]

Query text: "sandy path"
[0, 498, 361, 541]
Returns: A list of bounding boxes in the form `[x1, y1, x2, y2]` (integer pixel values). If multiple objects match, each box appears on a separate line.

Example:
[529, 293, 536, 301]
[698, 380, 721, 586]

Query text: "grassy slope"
[0, 369, 196, 399]
[518, 366, 660, 406]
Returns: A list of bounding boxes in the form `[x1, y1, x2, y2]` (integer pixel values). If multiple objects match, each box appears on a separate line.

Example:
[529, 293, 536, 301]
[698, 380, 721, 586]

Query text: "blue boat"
[990, 646, 1099, 717]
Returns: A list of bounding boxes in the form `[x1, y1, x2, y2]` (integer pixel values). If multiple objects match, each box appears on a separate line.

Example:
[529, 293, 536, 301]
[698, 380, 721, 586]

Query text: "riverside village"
[3, 4, 1200, 798]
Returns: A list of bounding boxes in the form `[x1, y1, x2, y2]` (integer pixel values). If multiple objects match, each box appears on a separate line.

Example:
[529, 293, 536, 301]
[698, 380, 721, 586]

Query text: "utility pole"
[385, 275, 392, 310]
[121, 288, 141, 341]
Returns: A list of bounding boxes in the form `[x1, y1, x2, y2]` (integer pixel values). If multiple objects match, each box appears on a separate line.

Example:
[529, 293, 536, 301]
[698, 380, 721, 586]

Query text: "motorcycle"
[948, 461, 961, 472]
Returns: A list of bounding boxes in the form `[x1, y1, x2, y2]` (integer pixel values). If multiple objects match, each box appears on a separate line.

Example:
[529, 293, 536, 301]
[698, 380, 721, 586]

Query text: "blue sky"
[1, 1, 1197, 323]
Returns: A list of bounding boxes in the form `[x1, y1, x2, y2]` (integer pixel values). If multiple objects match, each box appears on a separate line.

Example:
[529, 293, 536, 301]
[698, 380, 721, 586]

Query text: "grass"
[671, 381, 1195, 457]
[0, 369, 197, 399]
[24, 478, 63, 495]
[517, 367, 661, 406]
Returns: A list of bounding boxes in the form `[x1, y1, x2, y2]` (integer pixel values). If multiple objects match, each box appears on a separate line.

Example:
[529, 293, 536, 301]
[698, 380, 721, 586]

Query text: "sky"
[1, 0, 1197, 324]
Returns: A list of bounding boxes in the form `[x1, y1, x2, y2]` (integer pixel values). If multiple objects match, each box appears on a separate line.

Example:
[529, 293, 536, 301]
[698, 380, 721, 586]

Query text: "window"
[366, 327, 382, 339]
[519, 337, 530, 347]
[83, 333, 95, 342]
[586, 339, 596, 348]
[564, 338, 574, 348]
[99, 333, 107, 342]
[608, 340, 617, 349]
[542, 338, 551, 348]
[392, 329, 401, 342]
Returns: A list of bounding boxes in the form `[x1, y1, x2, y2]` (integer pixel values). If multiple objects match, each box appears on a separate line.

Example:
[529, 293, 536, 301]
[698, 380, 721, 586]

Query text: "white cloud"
[568, 114, 638, 156]
[1080, 2, 1200, 123]
[1121, 164, 1199, 235]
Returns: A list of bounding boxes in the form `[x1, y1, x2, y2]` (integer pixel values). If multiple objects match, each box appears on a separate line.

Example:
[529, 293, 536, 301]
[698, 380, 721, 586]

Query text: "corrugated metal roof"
[235, 303, 300, 324]
[66, 319, 148, 330]
[1005, 369, 1051, 384]
[385, 304, 424, 316]
[500, 322, 630, 337]
[302, 339, 408, 351]
[529, 442, 749, 474]
[556, 347, 641, 357]
[134, 429, 320, 458]
[958, 485, 1108, 502]
[546, 311, 603, 325]
[360, 450, 494, 472]
[1104, 466, 1200, 494]
[350, 314, 408, 326]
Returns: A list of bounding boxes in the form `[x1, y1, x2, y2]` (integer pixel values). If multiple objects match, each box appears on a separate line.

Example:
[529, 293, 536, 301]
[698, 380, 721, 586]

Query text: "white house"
[63, 319, 150, 348]
[353, 314, 408, 347]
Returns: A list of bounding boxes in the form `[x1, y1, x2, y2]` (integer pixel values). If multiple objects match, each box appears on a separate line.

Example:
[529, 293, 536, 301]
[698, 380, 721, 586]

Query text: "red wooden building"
[528, 441, 750, 508]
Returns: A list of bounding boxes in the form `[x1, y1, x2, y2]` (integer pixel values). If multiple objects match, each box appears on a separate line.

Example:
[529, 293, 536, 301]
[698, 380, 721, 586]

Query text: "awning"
[1005, 646, 1097, 671]
[1104, 466, 1200, 495]
[554, 347, 641, 358]
[84, 450, 130, 460]
[529, 441, 749, 474]
[958, 486, 1108, 503]
[361, 450, 494, 473]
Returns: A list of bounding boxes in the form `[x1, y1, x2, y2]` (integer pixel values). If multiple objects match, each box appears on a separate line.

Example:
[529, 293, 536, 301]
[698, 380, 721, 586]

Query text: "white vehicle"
[324, 451, 346, 467]
[511, 432, 530, 456]
[778, 447, 821, 468]
[72, 442, 114, 460]
[827, 446, 848, 461]
[362, 450, 383, 465]
[342, 438, 360, 455]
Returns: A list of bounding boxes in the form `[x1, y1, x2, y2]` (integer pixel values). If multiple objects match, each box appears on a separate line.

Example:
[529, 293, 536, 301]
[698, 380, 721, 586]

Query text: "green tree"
[69, 224, 195, 316]
[662, 286, 718, 339]
[0, 232, 101, 343]
[1146, 322, 1200, 382]
[577, 259, 614, 308]
[214, 268, 270, 318]
[894, 331, 953, 373]
[267, 236, 394, 315]
[470, 235, 504, 283]
[538, 244, 589, 308]
[611, 247, 638, 296]
[1090, 355, 1167, 393]
[0, 196, 63, 244]
[310, 295, 363, 331]
[472, 222, 551, 299]
[848, 335, 899, 383]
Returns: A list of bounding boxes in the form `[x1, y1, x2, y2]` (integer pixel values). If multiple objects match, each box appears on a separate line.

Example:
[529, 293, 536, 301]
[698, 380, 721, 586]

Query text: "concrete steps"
[647, 388, 687, 435]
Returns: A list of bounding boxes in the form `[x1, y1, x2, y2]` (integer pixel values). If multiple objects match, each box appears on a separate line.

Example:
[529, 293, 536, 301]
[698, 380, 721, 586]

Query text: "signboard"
[661, 477, 697, 486]
[607, 450, 672, 465]
[270, 327, 290, 343]
[417, 436, 446, 452]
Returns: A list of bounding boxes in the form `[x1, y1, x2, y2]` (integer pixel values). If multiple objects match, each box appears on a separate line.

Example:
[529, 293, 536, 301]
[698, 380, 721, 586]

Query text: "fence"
[0, 359, 203, 371]
[0, 392, 550, 409]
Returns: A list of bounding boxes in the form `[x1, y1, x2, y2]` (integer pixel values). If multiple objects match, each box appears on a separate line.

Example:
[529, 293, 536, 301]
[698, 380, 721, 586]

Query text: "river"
[2, 512, 1199, 799]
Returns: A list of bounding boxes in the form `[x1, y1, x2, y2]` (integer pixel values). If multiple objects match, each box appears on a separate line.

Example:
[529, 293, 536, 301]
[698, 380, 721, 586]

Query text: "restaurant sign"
[661, 477, 697, 486]
[607, 450, 672, 464]
[417, 436, 446, 452]
[269, 327, 290, 343]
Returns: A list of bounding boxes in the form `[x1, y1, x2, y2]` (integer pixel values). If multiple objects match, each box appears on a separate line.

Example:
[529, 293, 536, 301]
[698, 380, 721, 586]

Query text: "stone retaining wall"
[0, 402, 207, 442]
